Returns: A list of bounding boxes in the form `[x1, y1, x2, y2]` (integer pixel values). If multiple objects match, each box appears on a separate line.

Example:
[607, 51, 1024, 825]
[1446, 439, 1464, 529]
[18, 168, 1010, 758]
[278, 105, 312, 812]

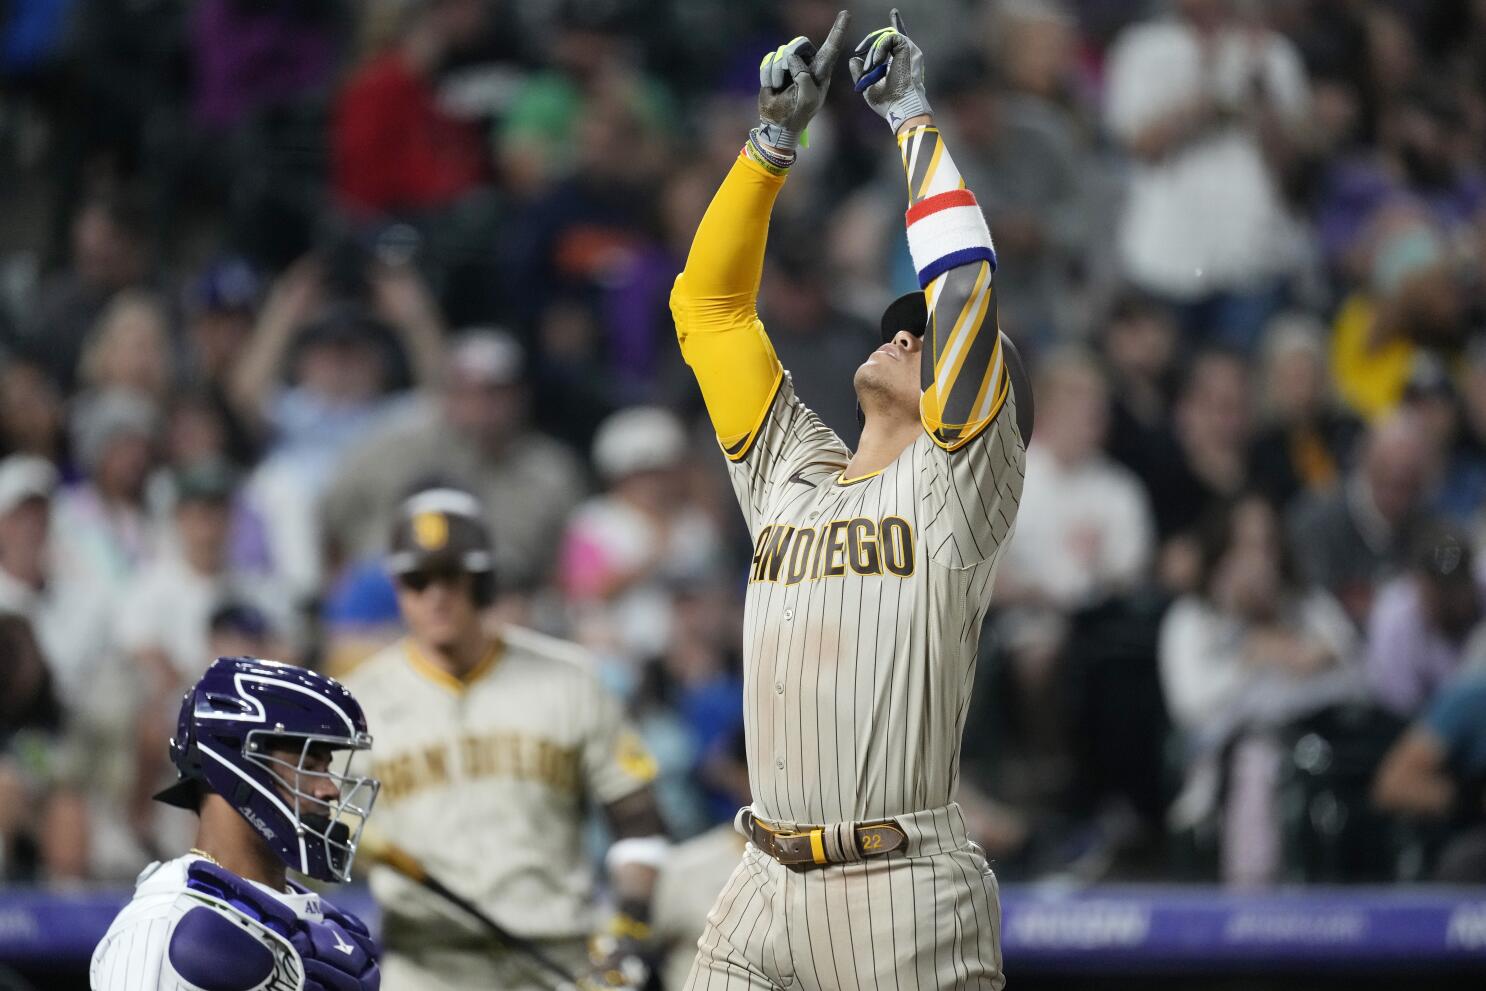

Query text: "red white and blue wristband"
[905, 188, 997, 289]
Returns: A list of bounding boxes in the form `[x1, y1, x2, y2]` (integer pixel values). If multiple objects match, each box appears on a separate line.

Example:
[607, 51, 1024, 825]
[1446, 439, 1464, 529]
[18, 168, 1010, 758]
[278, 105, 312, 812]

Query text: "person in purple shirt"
[1365, 527, 1486, 718]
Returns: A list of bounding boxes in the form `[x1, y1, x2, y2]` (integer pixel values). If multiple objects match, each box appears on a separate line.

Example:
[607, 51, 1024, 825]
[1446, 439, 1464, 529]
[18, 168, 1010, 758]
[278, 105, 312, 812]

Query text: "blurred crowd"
[1, 0, 1486, 891]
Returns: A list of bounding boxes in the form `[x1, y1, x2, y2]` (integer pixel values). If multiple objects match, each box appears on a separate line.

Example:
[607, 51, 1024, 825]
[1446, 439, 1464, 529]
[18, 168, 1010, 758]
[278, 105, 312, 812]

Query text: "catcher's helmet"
[872, 290, 1035, 444]
[155, 656, 378, 883]
[387, 488, 497, 605]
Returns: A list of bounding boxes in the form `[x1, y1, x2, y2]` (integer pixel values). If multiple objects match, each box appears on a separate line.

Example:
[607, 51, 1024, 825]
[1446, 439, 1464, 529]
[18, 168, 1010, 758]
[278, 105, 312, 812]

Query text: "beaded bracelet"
[744, 127, 794, 176]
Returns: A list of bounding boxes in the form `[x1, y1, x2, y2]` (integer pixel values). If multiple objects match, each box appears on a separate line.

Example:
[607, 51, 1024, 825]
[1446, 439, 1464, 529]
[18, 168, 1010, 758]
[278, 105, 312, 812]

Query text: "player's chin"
[853, 358, 884, 393]
[854, 362, 917, 412]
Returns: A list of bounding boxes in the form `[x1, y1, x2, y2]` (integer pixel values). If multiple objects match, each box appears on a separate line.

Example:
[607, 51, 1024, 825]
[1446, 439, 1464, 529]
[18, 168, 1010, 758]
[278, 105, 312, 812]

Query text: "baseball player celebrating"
[669, 9, 1030, 989]
[91, 656, 382, 991]
[342, 488, 669, 991]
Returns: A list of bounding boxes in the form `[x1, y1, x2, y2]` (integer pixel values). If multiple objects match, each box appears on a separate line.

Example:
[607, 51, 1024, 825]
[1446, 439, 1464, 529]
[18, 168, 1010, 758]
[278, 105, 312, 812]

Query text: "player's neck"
[847, 414, 920, 479]
[417, 625, 491, 678]
[195, 794, 287, 891]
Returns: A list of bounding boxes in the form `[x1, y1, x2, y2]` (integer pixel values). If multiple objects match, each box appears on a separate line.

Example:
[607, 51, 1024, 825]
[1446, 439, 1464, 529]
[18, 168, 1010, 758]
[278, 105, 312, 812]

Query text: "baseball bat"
[358, 831, 580, 989]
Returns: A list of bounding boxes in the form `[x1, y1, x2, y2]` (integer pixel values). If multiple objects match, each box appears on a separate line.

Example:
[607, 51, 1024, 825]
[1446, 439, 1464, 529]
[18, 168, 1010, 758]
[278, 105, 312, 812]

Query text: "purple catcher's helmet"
[155, 657, 379, 883]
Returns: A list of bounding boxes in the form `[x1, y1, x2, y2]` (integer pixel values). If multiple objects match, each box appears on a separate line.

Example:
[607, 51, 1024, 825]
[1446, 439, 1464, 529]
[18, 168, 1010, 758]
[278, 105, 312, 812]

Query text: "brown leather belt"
[741, 810, 907, 871]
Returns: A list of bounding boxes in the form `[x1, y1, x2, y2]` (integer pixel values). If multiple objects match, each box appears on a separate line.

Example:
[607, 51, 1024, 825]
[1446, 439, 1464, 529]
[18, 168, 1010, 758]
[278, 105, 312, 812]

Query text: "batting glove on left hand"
[756, 9, 851, 154]
[849, 8, 933, 133]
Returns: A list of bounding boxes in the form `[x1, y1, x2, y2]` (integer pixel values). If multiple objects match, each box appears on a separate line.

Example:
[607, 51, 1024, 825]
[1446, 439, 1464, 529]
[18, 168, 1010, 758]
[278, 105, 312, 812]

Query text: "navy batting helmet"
[155, 657, 379, 883]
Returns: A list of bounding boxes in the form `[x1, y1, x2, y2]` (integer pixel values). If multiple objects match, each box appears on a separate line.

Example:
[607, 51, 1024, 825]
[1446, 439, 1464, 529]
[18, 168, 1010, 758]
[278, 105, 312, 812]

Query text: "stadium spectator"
[1002, 347, 1155, 610]
[936, 50, 1092, 347]
[1434, 340, 1486, 529]
[1373, 672, 1486, 882]
[560, 407, 723, 669]
[179, 258, 263, 466]
[994, 347, 1154, 810]
[1330, 211, 1467, 420]
[231, 257, 440, 595]
[1289, 411, 1439, 624]
[189, 0, 340, 132]
[758, 242, 875, 441]
[0, 455, 112, 710]
[1123, 349, 1253, 590]
[630, 583, 744, 836]
[321, 329, 586, 587]
[0, 358, 65, 463]
[1100, 291, 1179, 476]
[332, 0, 491, 214]
[205, 600, 279, 669]
[1104, 0, 1312, 350]
[990, 0, 1082, 108]
[1316, 79, 1486, 282]
[116, 460, 291, 689]
[0, 459, 121, 881]
[1366, 528, 1486, 718]
[497, 2, 675, 197]
[0, 615, 62, 882]
[76, 289, 174, 407]
[1247, 313, 1360, 510]
[52, 389, 161, 595]
[20, 191, 155, 391]
[1160, 495, 1360, 885]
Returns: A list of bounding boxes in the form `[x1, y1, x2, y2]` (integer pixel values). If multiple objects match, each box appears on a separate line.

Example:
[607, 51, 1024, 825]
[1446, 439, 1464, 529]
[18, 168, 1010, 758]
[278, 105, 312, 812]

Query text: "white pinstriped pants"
[682, 804, 1004, 991]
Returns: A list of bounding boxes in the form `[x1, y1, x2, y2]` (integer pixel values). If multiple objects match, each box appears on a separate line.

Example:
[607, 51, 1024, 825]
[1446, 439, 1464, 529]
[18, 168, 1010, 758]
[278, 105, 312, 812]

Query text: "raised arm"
[668, 155, 788, 452]
[670, 11, 850, 456]
[853, 12, 1008, 451]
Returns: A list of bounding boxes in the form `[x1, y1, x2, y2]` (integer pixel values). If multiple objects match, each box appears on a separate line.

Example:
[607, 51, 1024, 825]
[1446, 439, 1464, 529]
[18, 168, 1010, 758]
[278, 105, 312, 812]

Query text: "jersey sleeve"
[723, 373, 850, 534]
[916, 386, 1025, 568]
[580, 669, 660, 806]
[91, 916, 172, 991]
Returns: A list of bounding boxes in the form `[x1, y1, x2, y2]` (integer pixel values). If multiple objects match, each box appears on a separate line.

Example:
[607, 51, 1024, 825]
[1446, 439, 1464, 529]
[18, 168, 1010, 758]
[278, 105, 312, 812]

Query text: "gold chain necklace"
[188, 847, 223, 867]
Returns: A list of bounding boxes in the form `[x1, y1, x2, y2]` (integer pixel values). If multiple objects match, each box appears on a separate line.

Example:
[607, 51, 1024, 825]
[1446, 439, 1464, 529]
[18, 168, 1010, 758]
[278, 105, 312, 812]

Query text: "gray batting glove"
[757, 9, 851, 154]
[849, 8, 933, 133]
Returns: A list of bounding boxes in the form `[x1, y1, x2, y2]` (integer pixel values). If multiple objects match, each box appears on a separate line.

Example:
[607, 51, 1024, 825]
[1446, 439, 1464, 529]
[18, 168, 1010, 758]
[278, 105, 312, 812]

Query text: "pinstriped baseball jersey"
[727, 373, 1023, 827]
[90, 855, 319, 990]
[342, 626, 657, 945]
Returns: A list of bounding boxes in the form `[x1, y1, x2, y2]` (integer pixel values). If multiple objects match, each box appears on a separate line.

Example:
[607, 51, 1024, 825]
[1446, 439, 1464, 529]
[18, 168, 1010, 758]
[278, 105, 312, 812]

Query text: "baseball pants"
[683, 803, 1004, 991]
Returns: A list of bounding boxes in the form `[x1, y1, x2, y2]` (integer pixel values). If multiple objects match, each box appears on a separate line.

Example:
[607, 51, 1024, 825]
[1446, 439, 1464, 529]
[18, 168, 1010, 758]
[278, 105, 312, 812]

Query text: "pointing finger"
[812, 9, 852, 85]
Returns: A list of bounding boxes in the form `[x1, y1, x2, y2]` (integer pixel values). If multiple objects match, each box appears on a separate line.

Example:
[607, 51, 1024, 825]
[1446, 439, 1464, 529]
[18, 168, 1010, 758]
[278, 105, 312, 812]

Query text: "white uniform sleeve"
[91, 915, 173, 990]
[917, 382, 1027, 569]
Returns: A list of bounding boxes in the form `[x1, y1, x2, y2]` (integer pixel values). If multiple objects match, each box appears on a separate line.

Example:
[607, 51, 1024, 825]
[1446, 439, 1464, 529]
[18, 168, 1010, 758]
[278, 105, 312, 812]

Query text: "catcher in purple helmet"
[91, 656, 382, 991]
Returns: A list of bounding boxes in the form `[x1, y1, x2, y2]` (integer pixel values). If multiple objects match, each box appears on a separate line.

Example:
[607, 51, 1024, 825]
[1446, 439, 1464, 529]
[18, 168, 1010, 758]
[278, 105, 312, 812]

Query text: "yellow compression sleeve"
[670, 153, 787, 453]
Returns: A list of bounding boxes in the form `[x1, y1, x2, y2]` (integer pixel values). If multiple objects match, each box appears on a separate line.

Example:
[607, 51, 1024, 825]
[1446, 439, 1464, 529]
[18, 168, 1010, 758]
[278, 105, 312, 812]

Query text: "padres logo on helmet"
[388, 489, 498, 604]
[412, 510, 449, 551]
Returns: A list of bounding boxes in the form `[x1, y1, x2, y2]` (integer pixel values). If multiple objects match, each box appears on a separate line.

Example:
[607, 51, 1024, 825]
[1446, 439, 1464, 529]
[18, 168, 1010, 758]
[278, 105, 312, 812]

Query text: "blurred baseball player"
[669, 9, 1030, 989]
[90, 656, 382, 991]
[343, 488, 669, 990]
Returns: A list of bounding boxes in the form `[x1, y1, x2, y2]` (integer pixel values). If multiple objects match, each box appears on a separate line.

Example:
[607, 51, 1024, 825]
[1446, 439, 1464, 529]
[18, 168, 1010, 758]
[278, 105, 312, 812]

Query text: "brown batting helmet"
[387, 488, 497, 604]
